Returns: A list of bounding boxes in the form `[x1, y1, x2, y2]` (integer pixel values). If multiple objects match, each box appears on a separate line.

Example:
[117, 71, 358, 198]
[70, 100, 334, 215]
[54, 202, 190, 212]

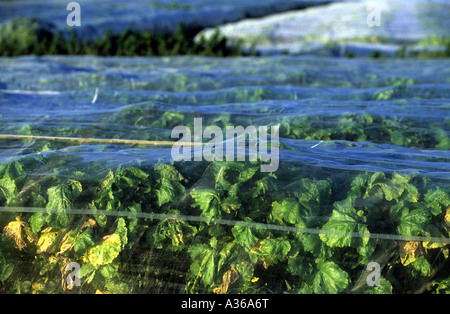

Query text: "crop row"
[0, 154, 448, 294]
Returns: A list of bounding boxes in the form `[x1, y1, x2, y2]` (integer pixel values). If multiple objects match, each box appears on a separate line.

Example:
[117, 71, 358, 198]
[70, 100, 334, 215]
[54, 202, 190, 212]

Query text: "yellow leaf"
[423, 241, 445, 251]
[445, 206, 450, 226]
[251, 277, 259, 283]
[82, 233, 121, 267]
[103, 233, 120, 245]
[37, 227, 59, 254]
[99, 170, 114, 191]
[81, 218, 96, 230]
[49, 256, 59, 264]
[213, 267, 239, 294]
[58, 230, 76, 256]
[32, 281, 46, 294]
[173, 232, 183, 245]
[399, 241, 424, 265]
[3, 217, 27, 249]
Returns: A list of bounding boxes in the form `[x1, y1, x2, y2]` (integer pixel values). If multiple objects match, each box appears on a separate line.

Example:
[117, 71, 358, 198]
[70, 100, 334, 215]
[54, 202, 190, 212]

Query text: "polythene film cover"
[0, 55, 449, 294]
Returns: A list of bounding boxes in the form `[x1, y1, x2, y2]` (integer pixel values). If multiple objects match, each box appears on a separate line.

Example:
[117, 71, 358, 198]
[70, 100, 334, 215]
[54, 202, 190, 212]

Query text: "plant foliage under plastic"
[0, 154, 449, 294]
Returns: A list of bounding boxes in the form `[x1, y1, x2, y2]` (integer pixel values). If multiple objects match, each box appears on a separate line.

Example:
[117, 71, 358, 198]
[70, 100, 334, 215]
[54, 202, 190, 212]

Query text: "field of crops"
[0, 55, 449, 294]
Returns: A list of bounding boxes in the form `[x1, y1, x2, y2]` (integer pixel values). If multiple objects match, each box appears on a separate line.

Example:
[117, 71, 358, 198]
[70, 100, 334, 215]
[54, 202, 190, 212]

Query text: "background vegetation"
[0, 18, 246, 57]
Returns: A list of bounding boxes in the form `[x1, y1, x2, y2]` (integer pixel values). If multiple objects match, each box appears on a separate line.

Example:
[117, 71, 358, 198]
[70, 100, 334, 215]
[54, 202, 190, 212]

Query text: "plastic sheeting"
[0, 0, 336, 39]
[198, 0, 450, 56]
[0, 55, 449, 294]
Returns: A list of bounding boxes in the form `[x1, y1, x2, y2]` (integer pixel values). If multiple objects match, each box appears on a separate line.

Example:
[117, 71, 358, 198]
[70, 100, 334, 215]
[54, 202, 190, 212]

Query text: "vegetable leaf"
[312, 258, 349, 294]
[232, 220, 258, 249]
[188, 243, 216, 285]
[397, 208, 431, 236]
[82, 233, 122, 268]
[320, 197, 370, 248]
[191, 188, 221, 218]
[46, 180, 82, 228]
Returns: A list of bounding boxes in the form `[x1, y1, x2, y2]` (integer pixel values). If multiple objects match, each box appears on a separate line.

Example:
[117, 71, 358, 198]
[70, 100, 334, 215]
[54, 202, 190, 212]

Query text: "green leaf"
[114, 218, 128, 250]
[349, 172, 387, 201]
[258, 238, 291, 267]
[125, 203, 142, 245]
[46, 180, 82, 228]
[271, 198, 304, 226]
[251, 175, 277, 198]
[232, 220, 258, 249]
[368, 172, 386, 187]
[288, 257, 313, 277]
[119, 167, 150, 187]
[389, 201, 408, 221]
[380, 182, 404, 202]
[0, 260, 14, 282]
[283, 178, 331, 227]
[377, 173, 412, 201]
[312, 258, 349, 294]
[46, 180, 82, 209]
[301, 233, 331, 258]
[190, 188, 221, 218]
[292, 178, 331, 205]
[237, 166, 259, 183]
[155, 177, 185, 207]
[320, 197, 370, 248]
[206, 161, 245, 190]
[424, 187, 449, 216]
[29, 192, 47, 208]
[412, 256, 432, 277]
[217, 241, 241, 273]
[365, 278, 392, 294]
[0, 234, 15, 282]
[73, 228, 95, 254]
[430, 277, 450, 294]
[99, 260, 119, 279]
[349, 172, 372, 199]
[29, 212, 46, 234]
[96, 170, 115, 206]
[0, 177, 18, 205]
[79, 263, 96, 281]
[0, 161, 26, 202]
[0, 161, 24, 179]
[397, 208, 430, 236]
[188, 243, 216, 285]
[95, 167, 151, 210]
[320, 210, 357, 248]
[220, 192, 241, 213]
[403, 183, 420, 203]
[391, 172, 411, 185]
[154, 164, 183, 182]
[152, 164, 185, 207]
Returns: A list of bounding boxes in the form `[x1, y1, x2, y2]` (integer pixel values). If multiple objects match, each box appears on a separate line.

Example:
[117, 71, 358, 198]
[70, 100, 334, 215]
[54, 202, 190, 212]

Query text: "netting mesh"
[0, 55, 449, 294]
